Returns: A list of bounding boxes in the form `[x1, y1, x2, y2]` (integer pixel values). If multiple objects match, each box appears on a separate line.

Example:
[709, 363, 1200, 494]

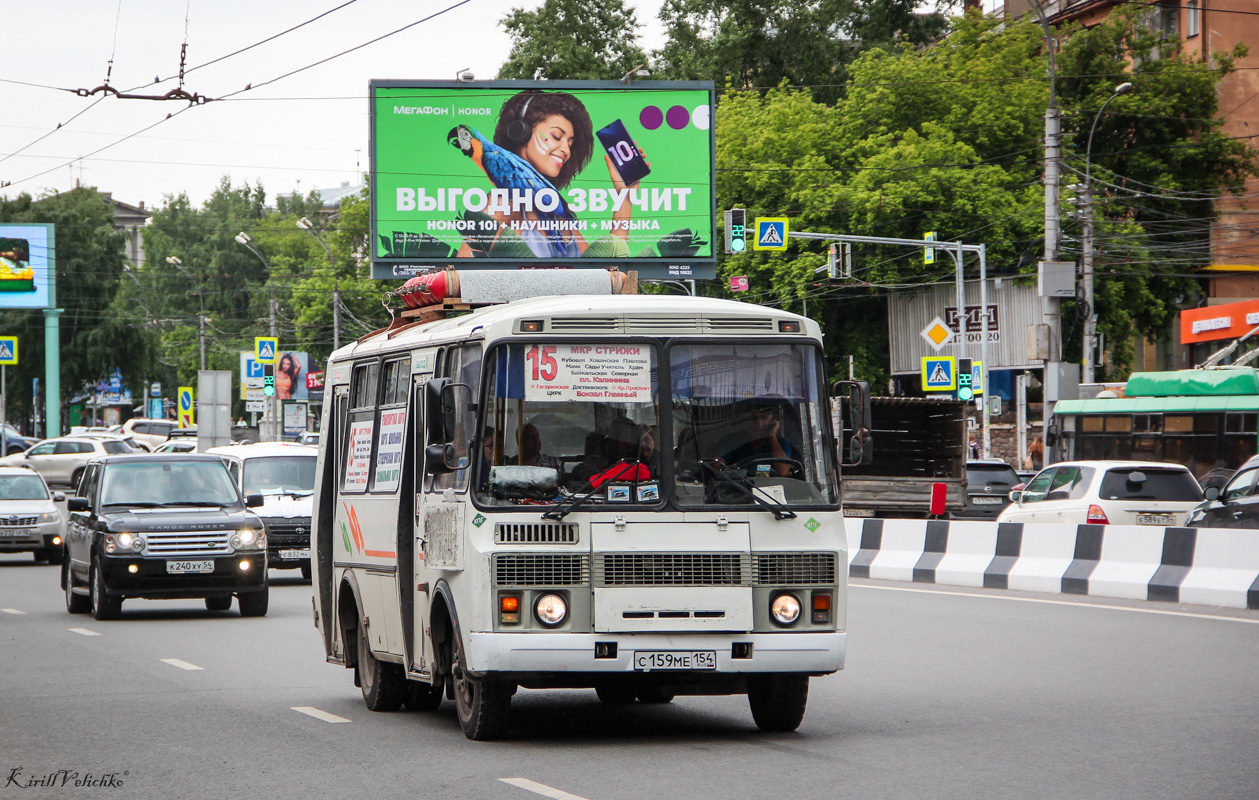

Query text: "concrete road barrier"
[844, 518, 1259, 610]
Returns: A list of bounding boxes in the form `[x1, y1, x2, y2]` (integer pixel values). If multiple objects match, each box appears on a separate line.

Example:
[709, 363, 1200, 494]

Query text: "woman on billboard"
[276, 352, 302, 400]
[447, 90, 649, 258]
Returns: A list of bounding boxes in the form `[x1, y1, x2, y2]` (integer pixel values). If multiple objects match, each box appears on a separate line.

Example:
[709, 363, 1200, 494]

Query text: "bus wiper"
[541, 460, 636, 521]
[700, 460, 797, 520]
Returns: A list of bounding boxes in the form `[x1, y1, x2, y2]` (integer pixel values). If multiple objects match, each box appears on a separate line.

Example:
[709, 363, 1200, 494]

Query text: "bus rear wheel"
[747, 674, 809, 732]
[452, 633, 509, 740]
[357, 619, 405, 712]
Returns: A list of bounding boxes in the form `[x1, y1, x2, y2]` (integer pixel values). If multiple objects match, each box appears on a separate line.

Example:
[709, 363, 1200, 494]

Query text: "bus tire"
[452, 633, 509, 740]
[358, 619, 405, 712]
[747, 674, 809, 732]
[403, 680, 443, 711]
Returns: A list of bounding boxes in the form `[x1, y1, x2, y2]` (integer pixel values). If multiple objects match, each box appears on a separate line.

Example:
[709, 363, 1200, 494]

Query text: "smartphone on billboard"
[596, 119, 651, 186]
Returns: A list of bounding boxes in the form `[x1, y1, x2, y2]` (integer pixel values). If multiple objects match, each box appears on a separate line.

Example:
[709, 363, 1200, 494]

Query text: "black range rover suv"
[61, 453, 267, 620]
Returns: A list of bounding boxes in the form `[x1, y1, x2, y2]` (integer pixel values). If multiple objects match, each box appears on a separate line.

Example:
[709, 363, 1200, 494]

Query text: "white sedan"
[997, 460, 1204, 526]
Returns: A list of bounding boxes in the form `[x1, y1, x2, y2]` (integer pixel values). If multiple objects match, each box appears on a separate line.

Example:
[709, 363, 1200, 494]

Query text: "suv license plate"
[633, 651, 717, 671]
[0, 528, 31, 537]
[280, 549, 310, 560]
[971, 496, 1003, 505]
[1136, 514, 1175, 526]
[167, 560, 215, 574]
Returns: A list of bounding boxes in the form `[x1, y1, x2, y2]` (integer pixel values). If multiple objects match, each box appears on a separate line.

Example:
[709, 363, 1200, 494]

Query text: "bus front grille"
[752, 552, 838, 585]
[595, 553, 748, 586]
[493, 553, 590, 586]
[494, 522, 579, 544]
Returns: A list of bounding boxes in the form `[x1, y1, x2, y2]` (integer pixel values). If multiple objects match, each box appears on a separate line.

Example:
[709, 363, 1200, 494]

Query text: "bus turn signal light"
[500, 594, 521, 625]
[811, 592, 832, 624]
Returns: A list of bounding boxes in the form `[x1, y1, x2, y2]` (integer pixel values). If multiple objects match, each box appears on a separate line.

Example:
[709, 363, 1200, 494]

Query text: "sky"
[0, 0, 668, 211]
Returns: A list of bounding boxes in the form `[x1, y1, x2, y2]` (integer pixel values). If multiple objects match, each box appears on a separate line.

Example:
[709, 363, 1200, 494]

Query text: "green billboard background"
[370, 81, 715, 278]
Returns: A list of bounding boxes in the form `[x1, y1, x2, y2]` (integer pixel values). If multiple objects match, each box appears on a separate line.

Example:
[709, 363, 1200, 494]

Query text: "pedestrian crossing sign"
[753, 217, 789, 251]
[0, 336, 17, 365]
[921, 356, 956, 391]
[255, 337, 278, 365]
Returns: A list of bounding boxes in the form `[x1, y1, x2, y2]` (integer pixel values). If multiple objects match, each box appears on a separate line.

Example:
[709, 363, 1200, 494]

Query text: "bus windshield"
[473, 341, 837, 509]
[669, 342, 837, 508]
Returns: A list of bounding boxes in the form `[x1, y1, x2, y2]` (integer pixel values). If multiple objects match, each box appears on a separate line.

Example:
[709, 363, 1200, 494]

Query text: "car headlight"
[37, 511, 60, 524]
[106, 533, 145, 553]
[230, 528, 265, 551]
[770, 592, 802, 626]
[534, 593, 568, 627]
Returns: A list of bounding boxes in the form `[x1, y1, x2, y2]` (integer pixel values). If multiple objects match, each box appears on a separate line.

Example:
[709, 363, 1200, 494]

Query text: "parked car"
[998, 460, 1204, 526]
[76, 431, 151, 452]
[119, 418, 179, 450]
[952, 460, 1021, 520]
[0, 466, 66, 564]
[0, 423, 39, 456]
[206, 442, 316, 579]
[61, 453, 267, 619]
[1188, 454, 1259, 528]
[0, 436, 140, 489]
[152, 439, 198, 454]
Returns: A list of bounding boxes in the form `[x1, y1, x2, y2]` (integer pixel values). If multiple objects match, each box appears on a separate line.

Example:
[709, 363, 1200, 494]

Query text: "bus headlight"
[534, 593, 567, 627]
[770, 592, 802, 626]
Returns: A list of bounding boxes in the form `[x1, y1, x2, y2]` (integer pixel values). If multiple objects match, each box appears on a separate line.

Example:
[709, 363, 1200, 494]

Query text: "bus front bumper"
[464, 631, 846, 676]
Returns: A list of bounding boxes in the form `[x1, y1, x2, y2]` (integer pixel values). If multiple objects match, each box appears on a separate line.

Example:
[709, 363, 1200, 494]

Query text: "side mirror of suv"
[67, 496, 90, 512]
[1204, 485, 1221, 502]
[245, 493, 264, 508]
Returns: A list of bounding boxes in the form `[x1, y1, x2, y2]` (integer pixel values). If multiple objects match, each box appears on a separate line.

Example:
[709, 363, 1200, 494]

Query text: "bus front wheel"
[747, 674, 809, 732]
[357, 618, 405, 712]
[452, 633, 509, 740]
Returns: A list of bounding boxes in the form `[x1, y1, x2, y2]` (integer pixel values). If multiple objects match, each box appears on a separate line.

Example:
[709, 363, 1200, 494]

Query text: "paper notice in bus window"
[524, 344, 652, 402]
[372, 408, 407, 492]
[343, 420, 375, 492]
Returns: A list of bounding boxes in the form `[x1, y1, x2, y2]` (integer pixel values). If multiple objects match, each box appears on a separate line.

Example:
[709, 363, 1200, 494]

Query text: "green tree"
[0, 187, 161, 429]
[497, 0, 648, 80]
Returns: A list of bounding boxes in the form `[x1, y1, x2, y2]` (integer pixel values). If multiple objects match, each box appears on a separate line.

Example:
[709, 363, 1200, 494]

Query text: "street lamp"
[166, 255, 206, 371]
[1081, 81, 1134, 384]
[297, 217, 341, 350]
[235, 232, 281, 439]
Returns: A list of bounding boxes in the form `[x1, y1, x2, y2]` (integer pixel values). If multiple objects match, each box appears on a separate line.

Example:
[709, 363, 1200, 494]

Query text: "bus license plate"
[280, 549, 310, 560]
[1136, 514, 1175, 526]
[633, 651, 716, 671]
[166, 560, 214, 574]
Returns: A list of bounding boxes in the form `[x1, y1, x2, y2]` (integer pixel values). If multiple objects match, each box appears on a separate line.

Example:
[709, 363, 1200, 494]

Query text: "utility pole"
[269, 290, 279, 442]
[1031, 0, 1064, 426]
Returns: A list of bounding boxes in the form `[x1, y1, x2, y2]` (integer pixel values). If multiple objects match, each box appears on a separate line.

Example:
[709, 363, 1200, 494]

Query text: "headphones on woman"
[506, 94, 535, 147]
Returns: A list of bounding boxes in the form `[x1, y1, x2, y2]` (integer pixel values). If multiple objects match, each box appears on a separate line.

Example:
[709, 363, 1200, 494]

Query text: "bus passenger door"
[407, 376, 434, 676]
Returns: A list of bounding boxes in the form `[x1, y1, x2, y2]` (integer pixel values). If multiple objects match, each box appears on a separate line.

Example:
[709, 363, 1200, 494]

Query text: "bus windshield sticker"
[523, 344, 652, 402]
[372, 409, 407, 492]
[344, 420, 375, 491]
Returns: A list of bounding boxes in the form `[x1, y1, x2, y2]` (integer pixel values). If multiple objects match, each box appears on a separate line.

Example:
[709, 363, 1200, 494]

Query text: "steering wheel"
[731, 456, 804, 476]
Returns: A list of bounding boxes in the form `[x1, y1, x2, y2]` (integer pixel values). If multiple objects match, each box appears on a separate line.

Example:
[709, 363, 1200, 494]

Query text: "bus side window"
[431, 344, 482, 493]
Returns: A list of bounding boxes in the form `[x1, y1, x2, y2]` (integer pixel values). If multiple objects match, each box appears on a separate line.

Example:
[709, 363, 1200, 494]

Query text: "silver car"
[0, 466, 66, 563]
[0, 436, 139, 488]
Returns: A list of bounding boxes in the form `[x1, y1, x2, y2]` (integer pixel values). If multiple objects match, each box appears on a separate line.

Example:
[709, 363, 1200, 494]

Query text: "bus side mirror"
[426, 378, 452, 441]
[833, 379, 873, 467]
[425, 443, 458, 474]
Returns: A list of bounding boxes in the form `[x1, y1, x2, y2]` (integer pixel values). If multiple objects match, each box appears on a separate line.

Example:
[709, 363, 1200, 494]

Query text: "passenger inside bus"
[506, 423, 559, 470]
[718, 400, 799, 477]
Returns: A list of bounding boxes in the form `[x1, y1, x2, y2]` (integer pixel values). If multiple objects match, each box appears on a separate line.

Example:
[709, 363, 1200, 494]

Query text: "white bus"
[311, 285, 865, 739]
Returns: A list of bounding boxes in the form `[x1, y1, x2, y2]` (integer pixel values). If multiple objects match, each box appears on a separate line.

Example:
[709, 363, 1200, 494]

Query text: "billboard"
[240, 350, 314, 401]
[0, 223, 54, 309]
[370, 80, 716, 280]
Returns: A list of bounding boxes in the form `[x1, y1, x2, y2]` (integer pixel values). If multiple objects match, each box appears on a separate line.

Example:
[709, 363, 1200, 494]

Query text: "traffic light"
[263, 364, 276, 397]
[956, 358, 974, 402]
[724, 208, 747, 253]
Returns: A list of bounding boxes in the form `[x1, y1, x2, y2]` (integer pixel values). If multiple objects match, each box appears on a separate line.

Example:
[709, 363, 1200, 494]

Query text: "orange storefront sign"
[1180, 298, 1259, 344]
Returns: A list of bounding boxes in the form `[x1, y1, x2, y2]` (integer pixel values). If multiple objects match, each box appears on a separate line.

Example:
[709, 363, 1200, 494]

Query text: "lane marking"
[2, 608, 25, 614]
[68, 627, 100, 636]
[291, 706, 350, 724]
[160, 658, 204, 671]
[500, 778, 591, 800]
[852, 582, 1259, 625]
